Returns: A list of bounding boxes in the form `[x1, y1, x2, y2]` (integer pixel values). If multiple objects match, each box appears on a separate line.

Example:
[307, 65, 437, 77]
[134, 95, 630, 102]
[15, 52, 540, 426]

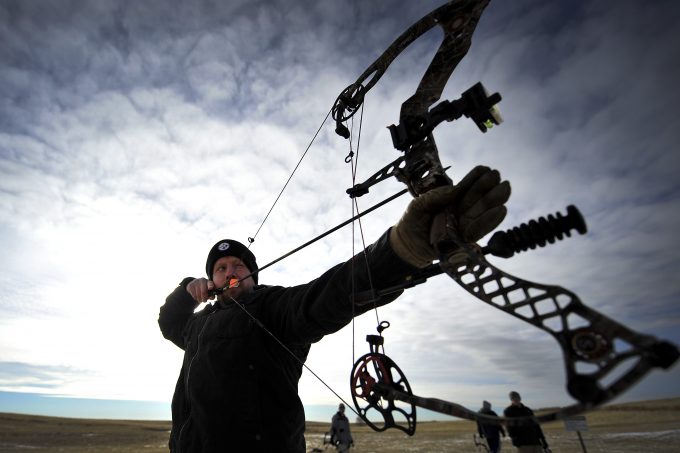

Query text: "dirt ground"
[1, 398, 678, 452]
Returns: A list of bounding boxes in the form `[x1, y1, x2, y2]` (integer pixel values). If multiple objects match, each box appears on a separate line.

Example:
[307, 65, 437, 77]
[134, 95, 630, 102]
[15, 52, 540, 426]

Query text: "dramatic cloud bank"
[1, 0, 679, 419]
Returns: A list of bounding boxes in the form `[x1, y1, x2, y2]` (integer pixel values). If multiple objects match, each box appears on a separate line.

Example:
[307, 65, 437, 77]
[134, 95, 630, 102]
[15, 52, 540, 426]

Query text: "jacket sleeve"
[536, 423, 547, 446]
[158, 277, 200, 350]
[258, 229, 419, 344]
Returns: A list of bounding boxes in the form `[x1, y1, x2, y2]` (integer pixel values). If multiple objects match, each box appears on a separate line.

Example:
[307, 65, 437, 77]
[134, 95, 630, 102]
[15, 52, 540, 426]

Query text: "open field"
[1, 398, 679, 452]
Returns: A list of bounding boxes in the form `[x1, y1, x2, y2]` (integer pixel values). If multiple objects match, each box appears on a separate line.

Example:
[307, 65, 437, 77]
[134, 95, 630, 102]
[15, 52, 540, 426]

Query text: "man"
[330, 403, 353, 452]
[503, 391, 549, 453]
[158, 165, 510, 452]
[477, 400, 505, 453]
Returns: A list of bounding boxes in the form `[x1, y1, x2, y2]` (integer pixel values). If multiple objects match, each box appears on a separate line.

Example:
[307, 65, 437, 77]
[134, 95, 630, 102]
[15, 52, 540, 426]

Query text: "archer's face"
[212, 256, 255, 301]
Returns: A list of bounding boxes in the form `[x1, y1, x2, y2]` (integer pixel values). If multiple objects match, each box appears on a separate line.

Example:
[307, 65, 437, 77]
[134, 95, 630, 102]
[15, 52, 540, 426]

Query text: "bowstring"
[247, 106, 333, 248]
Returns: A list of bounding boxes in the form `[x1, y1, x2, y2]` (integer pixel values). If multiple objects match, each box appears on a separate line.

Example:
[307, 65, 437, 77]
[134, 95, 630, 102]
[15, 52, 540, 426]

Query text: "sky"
[1, 0, 679, 423]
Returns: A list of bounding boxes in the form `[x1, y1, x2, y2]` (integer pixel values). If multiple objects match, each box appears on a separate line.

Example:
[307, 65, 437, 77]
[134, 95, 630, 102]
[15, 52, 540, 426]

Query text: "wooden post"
[576, 430, 588, 453]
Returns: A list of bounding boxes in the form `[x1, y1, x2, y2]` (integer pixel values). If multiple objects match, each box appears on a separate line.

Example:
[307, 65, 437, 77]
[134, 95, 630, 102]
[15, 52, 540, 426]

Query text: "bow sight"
[388, 82, 503, 151]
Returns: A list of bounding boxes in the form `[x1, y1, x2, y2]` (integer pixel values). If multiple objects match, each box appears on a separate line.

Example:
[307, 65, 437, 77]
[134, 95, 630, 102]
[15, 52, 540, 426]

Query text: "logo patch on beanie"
[217, 242, 230, 251]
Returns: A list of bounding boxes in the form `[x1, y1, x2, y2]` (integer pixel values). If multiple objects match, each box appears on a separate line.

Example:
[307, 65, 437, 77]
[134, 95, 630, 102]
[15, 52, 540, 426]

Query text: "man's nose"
[224, 265, 236, 276]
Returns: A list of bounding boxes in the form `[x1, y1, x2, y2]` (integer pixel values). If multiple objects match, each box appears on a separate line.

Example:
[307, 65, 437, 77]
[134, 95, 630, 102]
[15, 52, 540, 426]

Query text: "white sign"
[564, 415, 588, 432]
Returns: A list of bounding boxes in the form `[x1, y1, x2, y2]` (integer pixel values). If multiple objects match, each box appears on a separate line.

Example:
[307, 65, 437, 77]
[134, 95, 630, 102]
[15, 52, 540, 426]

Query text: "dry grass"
[1, 398, 679, 452]
[0, 414, 170, 452]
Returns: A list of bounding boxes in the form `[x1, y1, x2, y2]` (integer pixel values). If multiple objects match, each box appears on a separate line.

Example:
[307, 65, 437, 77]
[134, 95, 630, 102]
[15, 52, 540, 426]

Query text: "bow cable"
[344, 102, 385, 368]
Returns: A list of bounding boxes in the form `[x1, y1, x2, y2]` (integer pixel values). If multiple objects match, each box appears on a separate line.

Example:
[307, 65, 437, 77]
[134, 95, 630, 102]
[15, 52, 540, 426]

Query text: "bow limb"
[436, 240, 679, 409]
[370, 382, 596, 427]
[332, 0, 491, 140]
[338, 0, 501, 198]
[351, 205, 677, 433]
[396, 0, 491, 125]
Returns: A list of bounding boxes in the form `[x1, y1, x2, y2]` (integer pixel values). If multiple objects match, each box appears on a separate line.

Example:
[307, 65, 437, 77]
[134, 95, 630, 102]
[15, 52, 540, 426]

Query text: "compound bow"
[331, 0, 679, 434]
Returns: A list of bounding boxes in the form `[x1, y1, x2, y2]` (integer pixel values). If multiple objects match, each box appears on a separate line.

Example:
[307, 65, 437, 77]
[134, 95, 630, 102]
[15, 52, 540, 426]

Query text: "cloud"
[0, 361, 90, 393]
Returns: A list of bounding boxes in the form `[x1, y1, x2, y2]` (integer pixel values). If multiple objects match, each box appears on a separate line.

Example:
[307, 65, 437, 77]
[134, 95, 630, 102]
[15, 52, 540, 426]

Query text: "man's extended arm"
[253, 166, 511, 344]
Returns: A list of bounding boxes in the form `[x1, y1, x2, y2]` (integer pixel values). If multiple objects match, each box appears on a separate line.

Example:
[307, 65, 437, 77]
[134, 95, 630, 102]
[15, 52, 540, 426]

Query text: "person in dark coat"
[503, 391, 549, 453]
[477, 400, 506, 452]
[330, 403, 353, 452]
[158, 166, 511, 452]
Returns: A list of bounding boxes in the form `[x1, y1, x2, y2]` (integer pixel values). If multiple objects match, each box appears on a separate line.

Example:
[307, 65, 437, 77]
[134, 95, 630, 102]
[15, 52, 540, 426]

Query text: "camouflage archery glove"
[436, 165, 511, 244]
[390, 185, 459, 268]
[390, 166, 511, 268]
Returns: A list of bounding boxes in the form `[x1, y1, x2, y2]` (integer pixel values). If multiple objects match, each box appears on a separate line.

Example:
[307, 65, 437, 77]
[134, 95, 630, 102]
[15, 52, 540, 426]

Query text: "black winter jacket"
[476, 408, 505, 440]
[158, 231, 414, 452]
[503, 404, 547, 447]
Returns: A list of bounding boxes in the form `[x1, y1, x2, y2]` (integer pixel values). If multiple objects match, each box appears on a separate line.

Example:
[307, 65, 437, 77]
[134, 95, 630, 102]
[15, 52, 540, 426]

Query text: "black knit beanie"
[205, 239, 258, 284]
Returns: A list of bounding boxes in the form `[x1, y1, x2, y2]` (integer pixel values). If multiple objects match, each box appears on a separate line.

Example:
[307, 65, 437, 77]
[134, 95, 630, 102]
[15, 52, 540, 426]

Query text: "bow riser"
[398, 0, 491, 123]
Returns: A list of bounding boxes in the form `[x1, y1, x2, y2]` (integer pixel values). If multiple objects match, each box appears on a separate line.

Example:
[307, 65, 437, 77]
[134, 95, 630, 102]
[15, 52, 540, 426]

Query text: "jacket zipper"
[176, 311, 213, 452]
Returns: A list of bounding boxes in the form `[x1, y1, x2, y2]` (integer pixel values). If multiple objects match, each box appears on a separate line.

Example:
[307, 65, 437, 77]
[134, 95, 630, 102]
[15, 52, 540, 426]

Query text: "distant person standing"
[477, 400, 506, 453]
[503, 391, 549, 453]
[329, 403, 353, 452]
